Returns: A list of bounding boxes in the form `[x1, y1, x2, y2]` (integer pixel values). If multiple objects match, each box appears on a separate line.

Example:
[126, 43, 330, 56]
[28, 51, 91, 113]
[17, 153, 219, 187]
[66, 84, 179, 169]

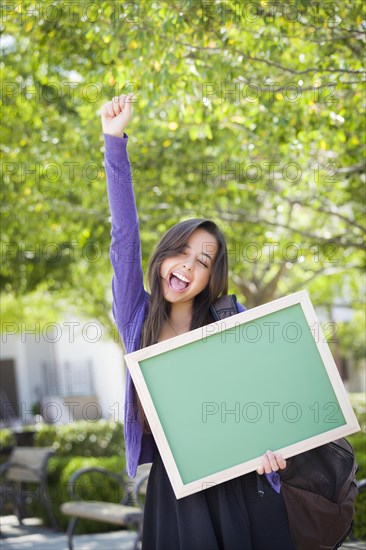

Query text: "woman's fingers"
[275, 452, 287, 470]
[119, 94, 127, 110]
[256, 453, 270, 474]
[112, 96, 122, 116]
[257, 450, 287, 474]
[122, 93, 133, 118]
[263, 452, 274, 473]
[106, 101, 116, 118]
[265, 450, 279, 472]
[100, 102, 111, 118]
[111, 94, 131, 117]
[105, 97, 123, 118]
[100, 91, 134, 137]
[100, 93, 133, 119]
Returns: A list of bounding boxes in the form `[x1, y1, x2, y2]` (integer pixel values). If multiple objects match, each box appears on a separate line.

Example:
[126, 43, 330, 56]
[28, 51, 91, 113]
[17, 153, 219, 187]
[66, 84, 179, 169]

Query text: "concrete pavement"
[1, 515, 365, 550]
[0, 516, 139, 550]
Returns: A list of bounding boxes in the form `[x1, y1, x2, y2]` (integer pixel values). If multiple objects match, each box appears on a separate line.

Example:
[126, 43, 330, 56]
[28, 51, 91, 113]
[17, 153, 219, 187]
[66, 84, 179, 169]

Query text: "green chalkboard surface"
[125, 291, 360, 498]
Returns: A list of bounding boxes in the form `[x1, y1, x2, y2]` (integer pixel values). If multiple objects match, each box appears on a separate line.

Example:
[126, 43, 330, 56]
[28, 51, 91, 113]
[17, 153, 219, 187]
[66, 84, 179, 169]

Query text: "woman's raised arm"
[101, 94, 148, 350]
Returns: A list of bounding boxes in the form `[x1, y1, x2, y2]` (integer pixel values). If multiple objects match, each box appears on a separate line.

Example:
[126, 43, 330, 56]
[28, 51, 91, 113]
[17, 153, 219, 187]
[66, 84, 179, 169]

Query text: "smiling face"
[160, 228, 219, 304]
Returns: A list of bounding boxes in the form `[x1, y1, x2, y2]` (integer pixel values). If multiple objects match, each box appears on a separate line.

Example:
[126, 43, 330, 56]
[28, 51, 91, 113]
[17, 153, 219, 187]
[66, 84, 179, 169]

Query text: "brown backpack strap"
[210, 294, 238, 321]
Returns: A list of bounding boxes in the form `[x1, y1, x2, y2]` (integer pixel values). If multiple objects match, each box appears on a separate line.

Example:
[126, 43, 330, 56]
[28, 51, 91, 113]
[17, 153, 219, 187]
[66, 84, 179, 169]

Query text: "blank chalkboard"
[125, 290, 360, 499]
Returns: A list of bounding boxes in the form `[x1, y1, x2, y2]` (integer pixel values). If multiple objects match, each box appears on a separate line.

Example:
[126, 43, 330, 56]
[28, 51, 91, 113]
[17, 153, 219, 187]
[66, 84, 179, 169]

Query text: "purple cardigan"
[103, 132, 281, 494]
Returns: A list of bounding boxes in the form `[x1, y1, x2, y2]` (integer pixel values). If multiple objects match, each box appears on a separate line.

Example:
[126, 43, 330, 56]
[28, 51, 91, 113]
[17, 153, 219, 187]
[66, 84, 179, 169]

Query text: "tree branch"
[216, 209, 366, 251]
[278, 197, 366, 234]
[178, 42, 365, 75]
[260, 262, 288, 303]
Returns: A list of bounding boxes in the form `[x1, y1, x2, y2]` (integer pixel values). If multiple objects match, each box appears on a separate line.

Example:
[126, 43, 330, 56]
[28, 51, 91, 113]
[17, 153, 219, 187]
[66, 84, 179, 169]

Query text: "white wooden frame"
[124, 290, 360, 499]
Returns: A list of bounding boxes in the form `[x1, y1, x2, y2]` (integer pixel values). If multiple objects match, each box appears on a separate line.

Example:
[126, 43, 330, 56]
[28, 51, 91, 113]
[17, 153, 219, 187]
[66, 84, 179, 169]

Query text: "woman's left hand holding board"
[257, 450, 287, 475]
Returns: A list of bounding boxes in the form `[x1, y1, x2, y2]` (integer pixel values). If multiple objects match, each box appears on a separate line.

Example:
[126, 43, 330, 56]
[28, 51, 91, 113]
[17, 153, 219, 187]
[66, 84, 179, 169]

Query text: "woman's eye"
[178, 250, 208, 267]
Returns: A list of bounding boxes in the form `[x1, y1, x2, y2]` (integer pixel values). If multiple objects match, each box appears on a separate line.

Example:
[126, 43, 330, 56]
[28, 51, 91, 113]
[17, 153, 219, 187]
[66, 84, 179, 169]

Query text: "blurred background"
[0, 0, 365, 541]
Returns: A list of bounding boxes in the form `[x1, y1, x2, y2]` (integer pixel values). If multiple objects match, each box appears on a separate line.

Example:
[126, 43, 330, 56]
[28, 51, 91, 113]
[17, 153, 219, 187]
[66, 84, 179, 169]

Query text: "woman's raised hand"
[100, 92, 133, 137]
[257, 450, 287, 475]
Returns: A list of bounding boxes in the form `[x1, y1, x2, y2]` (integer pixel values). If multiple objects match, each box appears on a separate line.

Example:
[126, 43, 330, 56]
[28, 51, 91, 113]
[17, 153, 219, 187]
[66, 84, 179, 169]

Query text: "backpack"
[280, 438, 359, 550]
[210, 294, 359, 550]
[210, 294, 239, 321]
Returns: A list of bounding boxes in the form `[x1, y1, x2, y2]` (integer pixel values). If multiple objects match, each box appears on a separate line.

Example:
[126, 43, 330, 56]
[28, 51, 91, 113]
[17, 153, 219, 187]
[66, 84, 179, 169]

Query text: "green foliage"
[1, 421, 128, 533]
[348, 431, 366, 541]
[34, 420, 125, 457]
[29, 455, 128, 534]
[1, 0, 364, 345]
[0, 428, 15, 450]
[349, 393, 366, 433]
[3, 398, 366, 538]
[0, 420, 129, 534]
[1, 5, 365, 537]
[347, 393, 366, 541]
[338, 315, 366, 363]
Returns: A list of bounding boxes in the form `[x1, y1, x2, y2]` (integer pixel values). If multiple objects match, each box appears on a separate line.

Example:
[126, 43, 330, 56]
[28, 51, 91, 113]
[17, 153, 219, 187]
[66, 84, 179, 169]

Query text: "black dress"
[142, 449, 296, 550]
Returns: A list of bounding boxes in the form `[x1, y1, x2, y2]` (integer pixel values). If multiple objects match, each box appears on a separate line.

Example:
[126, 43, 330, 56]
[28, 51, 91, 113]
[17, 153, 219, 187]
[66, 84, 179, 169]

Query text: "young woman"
[101, 93, 295, 550]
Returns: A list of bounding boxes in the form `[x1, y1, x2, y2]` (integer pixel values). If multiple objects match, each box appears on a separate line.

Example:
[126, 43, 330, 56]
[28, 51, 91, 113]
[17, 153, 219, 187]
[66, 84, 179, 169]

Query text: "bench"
[0, 446, 58, 530]
[61, 463, 151, 550]
[61, 472, 365, 549]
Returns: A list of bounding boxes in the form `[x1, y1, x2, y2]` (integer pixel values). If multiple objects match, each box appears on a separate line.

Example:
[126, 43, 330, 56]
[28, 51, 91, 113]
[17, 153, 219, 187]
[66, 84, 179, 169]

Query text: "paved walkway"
[1, 515, 365, 550]
[0, 516, 139, 550]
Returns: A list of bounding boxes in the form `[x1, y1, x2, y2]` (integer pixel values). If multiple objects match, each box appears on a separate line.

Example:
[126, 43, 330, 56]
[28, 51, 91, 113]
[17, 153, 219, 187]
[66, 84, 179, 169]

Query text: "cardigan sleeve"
[236, 301, 246, 313]
[103, 132, 148, 345]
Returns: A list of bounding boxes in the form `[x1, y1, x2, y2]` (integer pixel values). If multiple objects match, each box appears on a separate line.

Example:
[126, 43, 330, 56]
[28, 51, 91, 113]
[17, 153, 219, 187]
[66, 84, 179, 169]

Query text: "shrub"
[349, 393, 366, 433]
[2, 420, 129, 534]
[0, 428, 15, 451]
[346, 393, 366, 541]
[34, 420, 125, 457]
[4, 395, 365, 539]
[27, 455, 129, 534]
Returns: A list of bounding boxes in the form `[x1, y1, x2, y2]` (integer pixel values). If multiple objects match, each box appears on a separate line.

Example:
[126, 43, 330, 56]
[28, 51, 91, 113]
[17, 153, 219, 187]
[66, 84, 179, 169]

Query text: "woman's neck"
[169, 301, 193, 332]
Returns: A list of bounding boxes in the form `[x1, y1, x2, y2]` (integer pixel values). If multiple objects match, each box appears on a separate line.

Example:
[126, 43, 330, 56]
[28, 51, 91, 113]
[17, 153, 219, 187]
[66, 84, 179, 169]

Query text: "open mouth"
[168, 271, 191, 292]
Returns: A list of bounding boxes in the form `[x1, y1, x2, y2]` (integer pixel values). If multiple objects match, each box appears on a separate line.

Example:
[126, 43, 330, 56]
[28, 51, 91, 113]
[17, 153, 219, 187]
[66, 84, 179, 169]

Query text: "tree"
[1, 1, 365, 352]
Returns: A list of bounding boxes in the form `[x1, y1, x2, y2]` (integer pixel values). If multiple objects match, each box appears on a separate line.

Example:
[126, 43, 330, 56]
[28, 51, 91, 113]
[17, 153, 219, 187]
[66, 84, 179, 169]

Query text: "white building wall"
[0, 332, 49, 420]
[0, 315, 126, 424]
[55, 315, 125, 421]
[21, 333, 55, 417]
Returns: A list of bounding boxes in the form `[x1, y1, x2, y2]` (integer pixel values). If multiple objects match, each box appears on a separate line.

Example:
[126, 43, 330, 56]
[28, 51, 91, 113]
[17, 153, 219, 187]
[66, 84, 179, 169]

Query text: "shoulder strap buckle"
[210, 294, 238, 321]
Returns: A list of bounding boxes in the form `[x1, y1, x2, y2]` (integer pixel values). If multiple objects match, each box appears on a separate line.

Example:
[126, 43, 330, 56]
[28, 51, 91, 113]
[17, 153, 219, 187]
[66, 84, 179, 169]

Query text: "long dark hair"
[140, 218, 229, 348]
[137, 219, 229, 432]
